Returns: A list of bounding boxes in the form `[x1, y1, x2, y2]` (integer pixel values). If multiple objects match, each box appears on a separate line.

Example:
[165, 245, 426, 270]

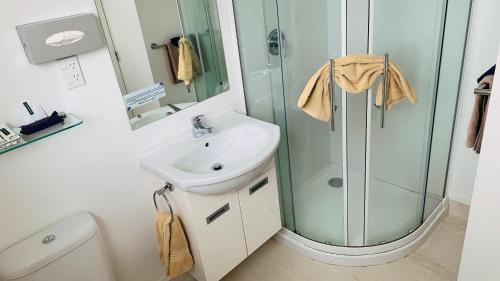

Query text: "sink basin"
[139, 111, 280, 195]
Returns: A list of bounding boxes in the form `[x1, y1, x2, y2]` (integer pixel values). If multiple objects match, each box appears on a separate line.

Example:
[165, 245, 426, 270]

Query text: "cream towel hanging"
[297, 55, 417, 122]
[177, 37, 202, 86]
[155, 212, 193, 278]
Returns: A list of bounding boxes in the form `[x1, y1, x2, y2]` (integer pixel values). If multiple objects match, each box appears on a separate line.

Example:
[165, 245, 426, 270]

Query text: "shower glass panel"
[345, 0, 370, 246]
[424, 0, 472, 220]
[232, 0, 295, 228]
[274, 0, 345, 245]
[366, 0, 446, 246]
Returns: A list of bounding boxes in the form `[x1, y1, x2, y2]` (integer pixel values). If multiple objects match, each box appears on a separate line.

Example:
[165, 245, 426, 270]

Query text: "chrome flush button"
[42, 234, 56, 244]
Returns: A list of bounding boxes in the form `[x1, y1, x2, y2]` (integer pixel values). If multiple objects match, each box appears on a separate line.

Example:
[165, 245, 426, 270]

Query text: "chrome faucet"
[191, 115, 213, 138]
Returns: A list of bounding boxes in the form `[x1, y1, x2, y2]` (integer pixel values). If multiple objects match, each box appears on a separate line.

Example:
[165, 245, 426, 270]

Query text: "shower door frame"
[340, 0, 349, 246]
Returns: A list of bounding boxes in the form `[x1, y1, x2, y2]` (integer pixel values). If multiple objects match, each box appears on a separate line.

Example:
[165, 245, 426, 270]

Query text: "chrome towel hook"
[153, 183, 175, 215]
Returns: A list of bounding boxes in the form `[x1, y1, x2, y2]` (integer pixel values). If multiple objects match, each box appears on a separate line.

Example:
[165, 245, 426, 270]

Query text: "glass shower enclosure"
[233, 0, 472, 252]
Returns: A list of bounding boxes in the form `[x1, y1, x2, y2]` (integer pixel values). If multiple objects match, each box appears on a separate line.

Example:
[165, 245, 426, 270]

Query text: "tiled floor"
[177, 201, 468, 281]
[222, 201, 468, 281]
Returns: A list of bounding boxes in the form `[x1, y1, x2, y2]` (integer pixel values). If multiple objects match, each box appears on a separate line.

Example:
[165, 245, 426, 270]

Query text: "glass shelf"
[0, 114, 83, 155]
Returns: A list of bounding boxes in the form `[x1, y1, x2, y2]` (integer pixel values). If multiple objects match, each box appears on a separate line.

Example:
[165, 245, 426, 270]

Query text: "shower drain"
[328, 177, 343, 188]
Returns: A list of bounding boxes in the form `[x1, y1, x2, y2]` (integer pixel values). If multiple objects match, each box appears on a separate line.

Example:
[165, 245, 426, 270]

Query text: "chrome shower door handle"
[267, 29, 287, 57]
[380, 53, 389, 129]
[329, 58, 336, 132]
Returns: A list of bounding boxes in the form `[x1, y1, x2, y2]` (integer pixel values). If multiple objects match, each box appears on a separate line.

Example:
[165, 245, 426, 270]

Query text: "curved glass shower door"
[234, 0, 469, 249]
[273, 0, 346, 246]
[365, 0, 447, 246]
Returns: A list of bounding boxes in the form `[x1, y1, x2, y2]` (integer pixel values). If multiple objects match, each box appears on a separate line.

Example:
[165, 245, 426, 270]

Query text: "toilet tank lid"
[0, 212, 98, 280]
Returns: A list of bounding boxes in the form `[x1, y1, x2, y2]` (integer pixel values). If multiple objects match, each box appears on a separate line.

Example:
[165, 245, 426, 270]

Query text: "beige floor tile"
[178, 201, 468, 281]
[449, 201, 470, 220]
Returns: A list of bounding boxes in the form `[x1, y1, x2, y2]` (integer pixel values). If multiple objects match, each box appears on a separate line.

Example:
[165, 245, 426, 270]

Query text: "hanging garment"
[466, 75, 494, 154]
[177, 37, 202, 86]
[477, 65, 496, 83]
[297, 55, 417, 122]
[171, 36, 181, 47]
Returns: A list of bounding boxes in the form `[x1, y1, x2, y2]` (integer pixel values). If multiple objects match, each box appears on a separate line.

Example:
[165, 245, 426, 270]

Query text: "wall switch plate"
[58, 56, 85, 90]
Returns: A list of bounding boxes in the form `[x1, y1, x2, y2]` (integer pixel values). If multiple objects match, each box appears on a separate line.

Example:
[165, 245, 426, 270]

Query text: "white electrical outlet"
[58, 56, 85, 90]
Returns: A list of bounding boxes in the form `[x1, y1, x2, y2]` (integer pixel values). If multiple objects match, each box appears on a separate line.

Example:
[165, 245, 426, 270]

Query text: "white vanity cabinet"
[238, 170, 282, 255]
[168, 163, 282, 281]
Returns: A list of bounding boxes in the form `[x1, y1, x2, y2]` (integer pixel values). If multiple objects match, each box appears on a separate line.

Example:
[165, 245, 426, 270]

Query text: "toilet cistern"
[191, 114, 213, 138]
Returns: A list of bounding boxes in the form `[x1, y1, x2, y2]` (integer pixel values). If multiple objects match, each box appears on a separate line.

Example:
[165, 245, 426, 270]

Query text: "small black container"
[20, 111, 66, 135]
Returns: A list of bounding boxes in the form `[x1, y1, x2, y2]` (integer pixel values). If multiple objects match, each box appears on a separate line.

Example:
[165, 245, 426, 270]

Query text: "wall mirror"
[95, 0, 230, 130]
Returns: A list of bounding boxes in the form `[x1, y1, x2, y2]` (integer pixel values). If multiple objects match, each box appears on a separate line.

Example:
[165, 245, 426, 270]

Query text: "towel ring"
[153, 183, 175, 215]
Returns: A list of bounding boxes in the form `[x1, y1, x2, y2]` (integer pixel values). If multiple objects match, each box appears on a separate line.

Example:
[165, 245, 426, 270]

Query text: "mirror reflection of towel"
[166, 42, 181, 84]
[177, 37, 202, 86]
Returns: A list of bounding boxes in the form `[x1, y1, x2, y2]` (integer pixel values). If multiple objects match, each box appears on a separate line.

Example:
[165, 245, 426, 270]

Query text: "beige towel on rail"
[466, 75, 494, 154]
[297, 55, 417, 122]
[155, 212, 193, 278]
[166, 42, 181, 84]
[177, 37, 202, 86]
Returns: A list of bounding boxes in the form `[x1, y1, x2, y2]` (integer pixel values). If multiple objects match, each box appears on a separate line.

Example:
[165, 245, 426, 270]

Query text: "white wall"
[447, 0, 500, 205]
[457, 45, 500, 281]
[0, 1, 244, 281]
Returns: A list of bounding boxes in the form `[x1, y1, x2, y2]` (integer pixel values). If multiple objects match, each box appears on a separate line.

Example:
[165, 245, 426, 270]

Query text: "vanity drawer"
[238, 167, 282, 254]
[194, 194, 247, 281]
[188, 192, 231, 219]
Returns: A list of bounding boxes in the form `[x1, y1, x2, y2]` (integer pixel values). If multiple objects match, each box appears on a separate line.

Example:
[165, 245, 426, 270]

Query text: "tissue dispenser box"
[16, 13, 105, 64]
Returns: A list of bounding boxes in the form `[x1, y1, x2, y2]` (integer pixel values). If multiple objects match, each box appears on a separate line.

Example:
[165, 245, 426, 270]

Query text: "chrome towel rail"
[474, 88, 491, 96]
[153, 183, 174, 215]
[151, 43, 167, 50]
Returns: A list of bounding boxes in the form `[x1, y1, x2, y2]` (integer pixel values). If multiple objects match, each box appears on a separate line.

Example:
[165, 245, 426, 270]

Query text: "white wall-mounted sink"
[139, 111, 280, 195]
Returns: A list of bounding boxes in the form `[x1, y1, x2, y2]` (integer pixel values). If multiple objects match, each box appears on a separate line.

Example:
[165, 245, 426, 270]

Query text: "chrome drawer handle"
[206, 203, 230, 225]
[249, 177, 268, 195]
